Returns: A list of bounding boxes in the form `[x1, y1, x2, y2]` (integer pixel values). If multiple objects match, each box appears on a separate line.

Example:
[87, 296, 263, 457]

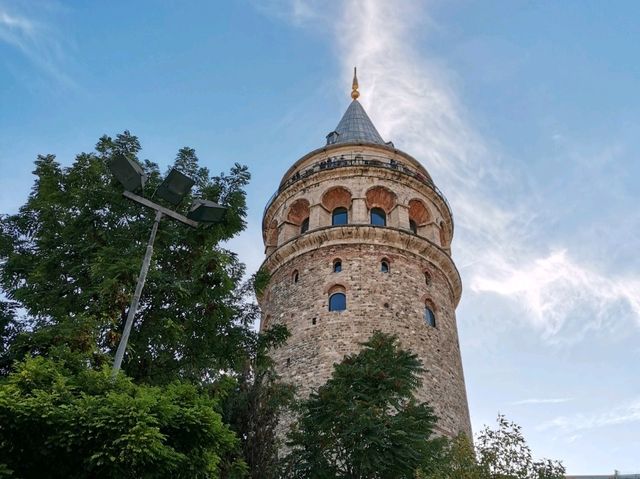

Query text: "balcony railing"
[262, 152, 454, 227]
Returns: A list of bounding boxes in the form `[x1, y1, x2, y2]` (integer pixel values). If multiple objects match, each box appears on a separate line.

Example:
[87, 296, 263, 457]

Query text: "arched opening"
[287, 198, 311, 235]
[333, 259, 342, 273]
[300, 217, 309, 233]
[424, 271, 432, 286]
[329, 292, 346, 311]
[371, 208, 386, 226]
[424, 301, 436, 328]
[292, 270, 299, 284]
[380, 259, 390, 273]
[322, 187, 352, 225]
[408, 199, 431, 234]
[332, 207, 348, 226]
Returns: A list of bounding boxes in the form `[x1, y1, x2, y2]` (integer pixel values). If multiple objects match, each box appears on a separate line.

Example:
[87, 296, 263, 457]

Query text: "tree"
[0, 131, 252, 384]
[0, 132, 285, 477]
[419, 434, 485, 479]
[220, 322, 295, 479]
[475, 415, 565, 479]
[0, 355, 246, 478]
[283, 331, 439, 479]
[420, 416, 566, 479]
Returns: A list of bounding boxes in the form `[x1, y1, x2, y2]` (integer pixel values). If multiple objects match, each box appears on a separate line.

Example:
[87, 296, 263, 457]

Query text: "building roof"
[326, 99, 386, 146]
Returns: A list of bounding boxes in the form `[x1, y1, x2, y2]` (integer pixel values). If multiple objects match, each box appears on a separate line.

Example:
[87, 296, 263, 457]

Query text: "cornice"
[261, 225, 462, 306]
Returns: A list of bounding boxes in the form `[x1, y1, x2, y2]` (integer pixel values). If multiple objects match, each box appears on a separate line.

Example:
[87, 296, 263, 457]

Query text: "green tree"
[221, 323, 295, 479]
[419, 434, 485, 479]
[0, 131, 252, 384]
[0, 132, 295, 477]
[0, 355, 246, 478]
[283, 331, 439, 479]
[420, 416, 566, 479]
[475, 415, 565, 479]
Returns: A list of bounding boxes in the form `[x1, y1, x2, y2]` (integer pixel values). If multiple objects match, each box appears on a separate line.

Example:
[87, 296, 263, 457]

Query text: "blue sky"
[1, 0, 639, 474]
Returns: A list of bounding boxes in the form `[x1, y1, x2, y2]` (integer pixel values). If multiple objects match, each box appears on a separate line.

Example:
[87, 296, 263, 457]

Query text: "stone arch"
[321, 186, 352, 212]
[365, 185, 397, 213]
[325, 283, 347, 295]
[408, 199, 431, 226]
[286, 198, 310, 226]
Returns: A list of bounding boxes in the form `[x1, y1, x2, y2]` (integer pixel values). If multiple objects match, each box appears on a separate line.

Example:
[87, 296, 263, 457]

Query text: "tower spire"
[351, 67, 360, 100]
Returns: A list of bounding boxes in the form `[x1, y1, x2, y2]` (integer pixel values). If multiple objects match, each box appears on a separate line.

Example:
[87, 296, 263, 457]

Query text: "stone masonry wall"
[262, 239, 471, 437]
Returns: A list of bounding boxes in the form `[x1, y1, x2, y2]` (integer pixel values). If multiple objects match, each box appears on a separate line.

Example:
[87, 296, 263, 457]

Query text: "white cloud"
[255, 0, 640, 342]
[538, 398, 640, 432]
[0, 1, 75, 86]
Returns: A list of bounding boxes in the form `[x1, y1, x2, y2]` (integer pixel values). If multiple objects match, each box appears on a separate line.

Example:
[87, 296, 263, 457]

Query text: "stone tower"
[258, 71, 471, 437]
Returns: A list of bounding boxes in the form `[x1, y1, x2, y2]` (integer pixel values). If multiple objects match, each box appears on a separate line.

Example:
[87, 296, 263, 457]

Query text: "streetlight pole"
[108, 188, 224, 378]
[112, 209, 162, 377]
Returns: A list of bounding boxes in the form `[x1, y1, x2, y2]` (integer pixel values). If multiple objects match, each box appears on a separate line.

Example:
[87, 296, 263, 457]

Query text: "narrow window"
[332, 207, 348, 226]
[424, 304, 436, 328]
[380, 260, 390, 273]
[424, 271, 432, 286]
[300, 217, 309, 233]
[409, 219, 418, 234]
[370, 208, 386, 226]
[329, 292, 346, 311]
[292, 270, 299, 283]
[333, 259, 342, 273]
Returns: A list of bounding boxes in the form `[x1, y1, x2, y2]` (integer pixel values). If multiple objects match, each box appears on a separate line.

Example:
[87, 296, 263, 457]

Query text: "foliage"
[0, 131, 252, 384]
[221, 323, 294, 479]
[475, 415, 565, 479]
[420, 416, 566, 479]
[419, 434, 485, 479]
[0, 355, 247, 478]
[283, 331, 439, 479]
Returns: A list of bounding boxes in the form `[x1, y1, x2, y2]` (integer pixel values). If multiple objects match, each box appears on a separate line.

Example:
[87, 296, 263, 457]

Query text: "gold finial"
[351, 67, 360, 100]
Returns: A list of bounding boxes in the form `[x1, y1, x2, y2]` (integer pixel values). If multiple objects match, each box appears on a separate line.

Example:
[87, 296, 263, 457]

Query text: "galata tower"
[259, 70, 471, 437]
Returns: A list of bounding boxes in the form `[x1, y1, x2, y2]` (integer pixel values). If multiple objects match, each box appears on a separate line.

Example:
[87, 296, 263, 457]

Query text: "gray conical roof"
[326, 100, 385, 146]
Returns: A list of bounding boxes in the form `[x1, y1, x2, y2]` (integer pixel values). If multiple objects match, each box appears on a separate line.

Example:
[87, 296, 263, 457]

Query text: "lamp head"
[187, 199, 227, 224]
[107, 154, 146, 192]
[155, 168, 195, 206]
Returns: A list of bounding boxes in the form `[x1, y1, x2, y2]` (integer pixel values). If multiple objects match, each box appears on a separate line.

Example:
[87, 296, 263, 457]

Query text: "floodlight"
[155, 169, 195, 205]
[187, 199, 227, 224]
[108, 154, 146, 192]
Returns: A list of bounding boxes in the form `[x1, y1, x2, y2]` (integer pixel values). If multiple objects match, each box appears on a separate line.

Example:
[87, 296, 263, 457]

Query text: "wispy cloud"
[510, 397, 573, 406]
[0, 1, 75, 86]
[255, 0, 640, 342]
[538, 398, 640, 432]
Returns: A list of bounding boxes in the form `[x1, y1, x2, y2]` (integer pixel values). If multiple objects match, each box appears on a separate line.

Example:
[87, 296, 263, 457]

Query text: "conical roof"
[326, 99, 386, 146]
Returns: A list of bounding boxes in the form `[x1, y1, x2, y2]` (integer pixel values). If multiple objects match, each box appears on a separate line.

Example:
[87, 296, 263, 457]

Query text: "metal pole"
[111, 210, 163, 378]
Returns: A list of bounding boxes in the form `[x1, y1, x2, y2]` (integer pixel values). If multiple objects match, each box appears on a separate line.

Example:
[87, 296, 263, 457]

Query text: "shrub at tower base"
[0, 132, 292, 477]
[419, 416, 566, 479]
[282, 331, 441, 478]
[281, 330, 566, 479]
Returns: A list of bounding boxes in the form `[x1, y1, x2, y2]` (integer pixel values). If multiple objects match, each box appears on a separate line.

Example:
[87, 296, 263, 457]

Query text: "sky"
[1, 0, 639, 474]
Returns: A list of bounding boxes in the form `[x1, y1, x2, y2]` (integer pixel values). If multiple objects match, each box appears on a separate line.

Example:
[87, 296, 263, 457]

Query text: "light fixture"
[155, 168, 195, 205]
[107, 154, 146, 192]
[187, 199, 227, 224]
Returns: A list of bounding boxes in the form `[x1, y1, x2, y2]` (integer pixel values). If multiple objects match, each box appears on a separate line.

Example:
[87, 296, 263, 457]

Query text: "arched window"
[332, 207, 348, 226]
[300, 217, 309, 233]
[409, 219, 418, 234]
[329, 292, 346, 311]
[380, 259, 390, 273]
[333, 259, 342, 273]
[424, 271, 432, 286]
[292, 270, 299, 284]
[424, 303, 436, 327]
[370, 208, 386, 226]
